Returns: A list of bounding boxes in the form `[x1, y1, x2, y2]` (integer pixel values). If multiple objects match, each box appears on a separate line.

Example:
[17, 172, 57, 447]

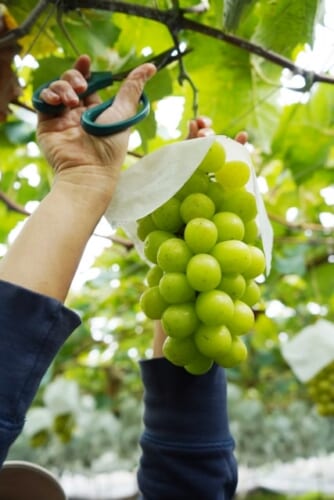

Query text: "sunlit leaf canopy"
[1, 0, 334, 464]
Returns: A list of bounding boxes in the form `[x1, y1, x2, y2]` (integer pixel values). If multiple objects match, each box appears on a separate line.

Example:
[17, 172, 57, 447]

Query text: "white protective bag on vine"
[104, 134, 273, 273]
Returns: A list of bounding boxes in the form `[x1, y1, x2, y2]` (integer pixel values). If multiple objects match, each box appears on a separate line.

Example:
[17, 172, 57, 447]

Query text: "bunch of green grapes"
[137, 141, 265, 375]
[306, 361, 334, 416]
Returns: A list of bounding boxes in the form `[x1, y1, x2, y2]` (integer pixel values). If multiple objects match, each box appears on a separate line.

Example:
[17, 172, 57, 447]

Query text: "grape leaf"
[271, 85, 334, 182]
[223, 0, 255, 32]
[252, 0, 319, 58]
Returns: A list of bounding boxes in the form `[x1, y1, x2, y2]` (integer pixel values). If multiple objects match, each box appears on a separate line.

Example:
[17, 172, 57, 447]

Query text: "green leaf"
[275, 245, 308, 275]
[53, 11, 121, 62]
[112, 13, 172, 55]
[223, 0, 256, 32]
[31, 56, 76, 91]
[310, 263, 334, 299]
[252, 0, 319, 58]
[145, 67, 173, 102]
[4, 121, 35, 144]
[272, 94, 334, 183]
[252, 314, 279, 350]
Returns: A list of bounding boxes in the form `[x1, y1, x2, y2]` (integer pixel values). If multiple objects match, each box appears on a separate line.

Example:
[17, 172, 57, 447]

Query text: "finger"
[60, 55, 91, 100]
[196, 116, 212, 129]
[40, 80, 81, 108]
[95, 63, 156, 126]
[197, 127, 214, 137]
[235, 131, 248, 145]
[187, 119, 199, 139]
[187, 116, 214, 139]
[59, 68, 88, 95]
[39, 58, 90, 109]
[71, 54, 104, 108]
[72, 54, 91, 79]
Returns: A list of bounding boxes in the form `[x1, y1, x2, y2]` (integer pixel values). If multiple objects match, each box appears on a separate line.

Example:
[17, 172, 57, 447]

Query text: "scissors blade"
[112, 46, 192, 81]
[148, 46, 193, 70]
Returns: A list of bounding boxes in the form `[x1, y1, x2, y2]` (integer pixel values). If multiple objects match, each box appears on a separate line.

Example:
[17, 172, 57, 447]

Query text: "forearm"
[0, 180, 110, 302]
[152, 321, 166, 358]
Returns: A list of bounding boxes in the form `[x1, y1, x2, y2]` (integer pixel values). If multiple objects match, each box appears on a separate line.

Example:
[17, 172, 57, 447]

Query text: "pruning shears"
[32, 47, 191, 136]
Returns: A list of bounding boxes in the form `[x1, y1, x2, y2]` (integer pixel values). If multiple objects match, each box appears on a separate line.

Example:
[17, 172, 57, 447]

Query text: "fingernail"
[71, 79, 84, 93]
[66, 91, 78, 104]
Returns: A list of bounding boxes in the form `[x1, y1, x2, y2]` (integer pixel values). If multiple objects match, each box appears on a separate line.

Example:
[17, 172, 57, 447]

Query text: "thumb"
[96, 63, 156, 126]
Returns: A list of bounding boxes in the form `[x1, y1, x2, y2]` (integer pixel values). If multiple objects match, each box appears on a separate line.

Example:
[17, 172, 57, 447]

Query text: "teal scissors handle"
[32, 71, 150, 136]
[81, 93, 149, 136]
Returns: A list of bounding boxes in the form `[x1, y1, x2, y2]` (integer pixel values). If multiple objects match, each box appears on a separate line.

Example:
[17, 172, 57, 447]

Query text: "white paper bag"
[281, 319, 334, 382]
[104, 135, 273, 273]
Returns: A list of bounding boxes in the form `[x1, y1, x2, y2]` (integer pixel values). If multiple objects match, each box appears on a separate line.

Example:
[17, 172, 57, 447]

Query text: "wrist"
[153, 321, 167, 358]
[52, 169, 116, 216]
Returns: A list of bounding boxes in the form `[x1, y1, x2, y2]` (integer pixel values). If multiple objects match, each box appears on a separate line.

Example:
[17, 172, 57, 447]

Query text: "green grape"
[215, 336, 248, 368]
[53, 412, 73, 433]
[157, 237, 193, 273]
[137, 214, 157, 241]
[226, 299, 255, 335]
[220, 188, 257, 222]
[53, 413, 75, 443]
[243, 218, 259, 244]
[306, 383, 317, 399]
[195, 289, 234, 326]
[212, 211, 245, 241]
[316, 404, 329, 416]
[161, 302, 200, 338]
[195, 323, 232, 358]
[306, 361, 334, 416]
[211, 240, 251, 274]
[241, 280, 261, 306]
[30, 430, 50, 448]
[318, 403, 334, 416]
[206, 180, 226, 211]
[318, 379, 331, 392]
[218, 273, 246, 300]
[243, 245, 266, 279]
[197, 141, 226, 173]
[318, 391, 332, 403]
[140, 286, 168, 319]
[159, 272, 196, 303]
[176, 170, 210, 200]
[186, 253, 222, 292]
[184, 217, 218, 253]
[146, 265, 163, 287]
[144, 230, 173, 264]
[151, 196, 184, 233]
[163, 335, 199, 366]
[215, 160, 250, 189]
[325, 403, 334, 415]
[184, 353, 214, 375]
[180, 192, 215, 223]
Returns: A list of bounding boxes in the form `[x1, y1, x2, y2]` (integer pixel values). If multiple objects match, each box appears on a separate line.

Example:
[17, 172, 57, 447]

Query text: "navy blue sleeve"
[0, 280, 81, 466]
[137, 357, 237, 500]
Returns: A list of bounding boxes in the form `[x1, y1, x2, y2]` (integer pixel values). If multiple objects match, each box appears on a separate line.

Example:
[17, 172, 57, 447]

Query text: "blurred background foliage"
[1, 0, 334, 488]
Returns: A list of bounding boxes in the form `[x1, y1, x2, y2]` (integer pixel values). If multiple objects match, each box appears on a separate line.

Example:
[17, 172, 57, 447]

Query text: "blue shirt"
[0, 279, 237, 498]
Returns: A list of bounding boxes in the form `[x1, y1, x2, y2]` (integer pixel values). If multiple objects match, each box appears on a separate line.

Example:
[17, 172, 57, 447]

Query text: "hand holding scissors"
[35, 54, 156, 202]
[33, 48, 190, 136]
